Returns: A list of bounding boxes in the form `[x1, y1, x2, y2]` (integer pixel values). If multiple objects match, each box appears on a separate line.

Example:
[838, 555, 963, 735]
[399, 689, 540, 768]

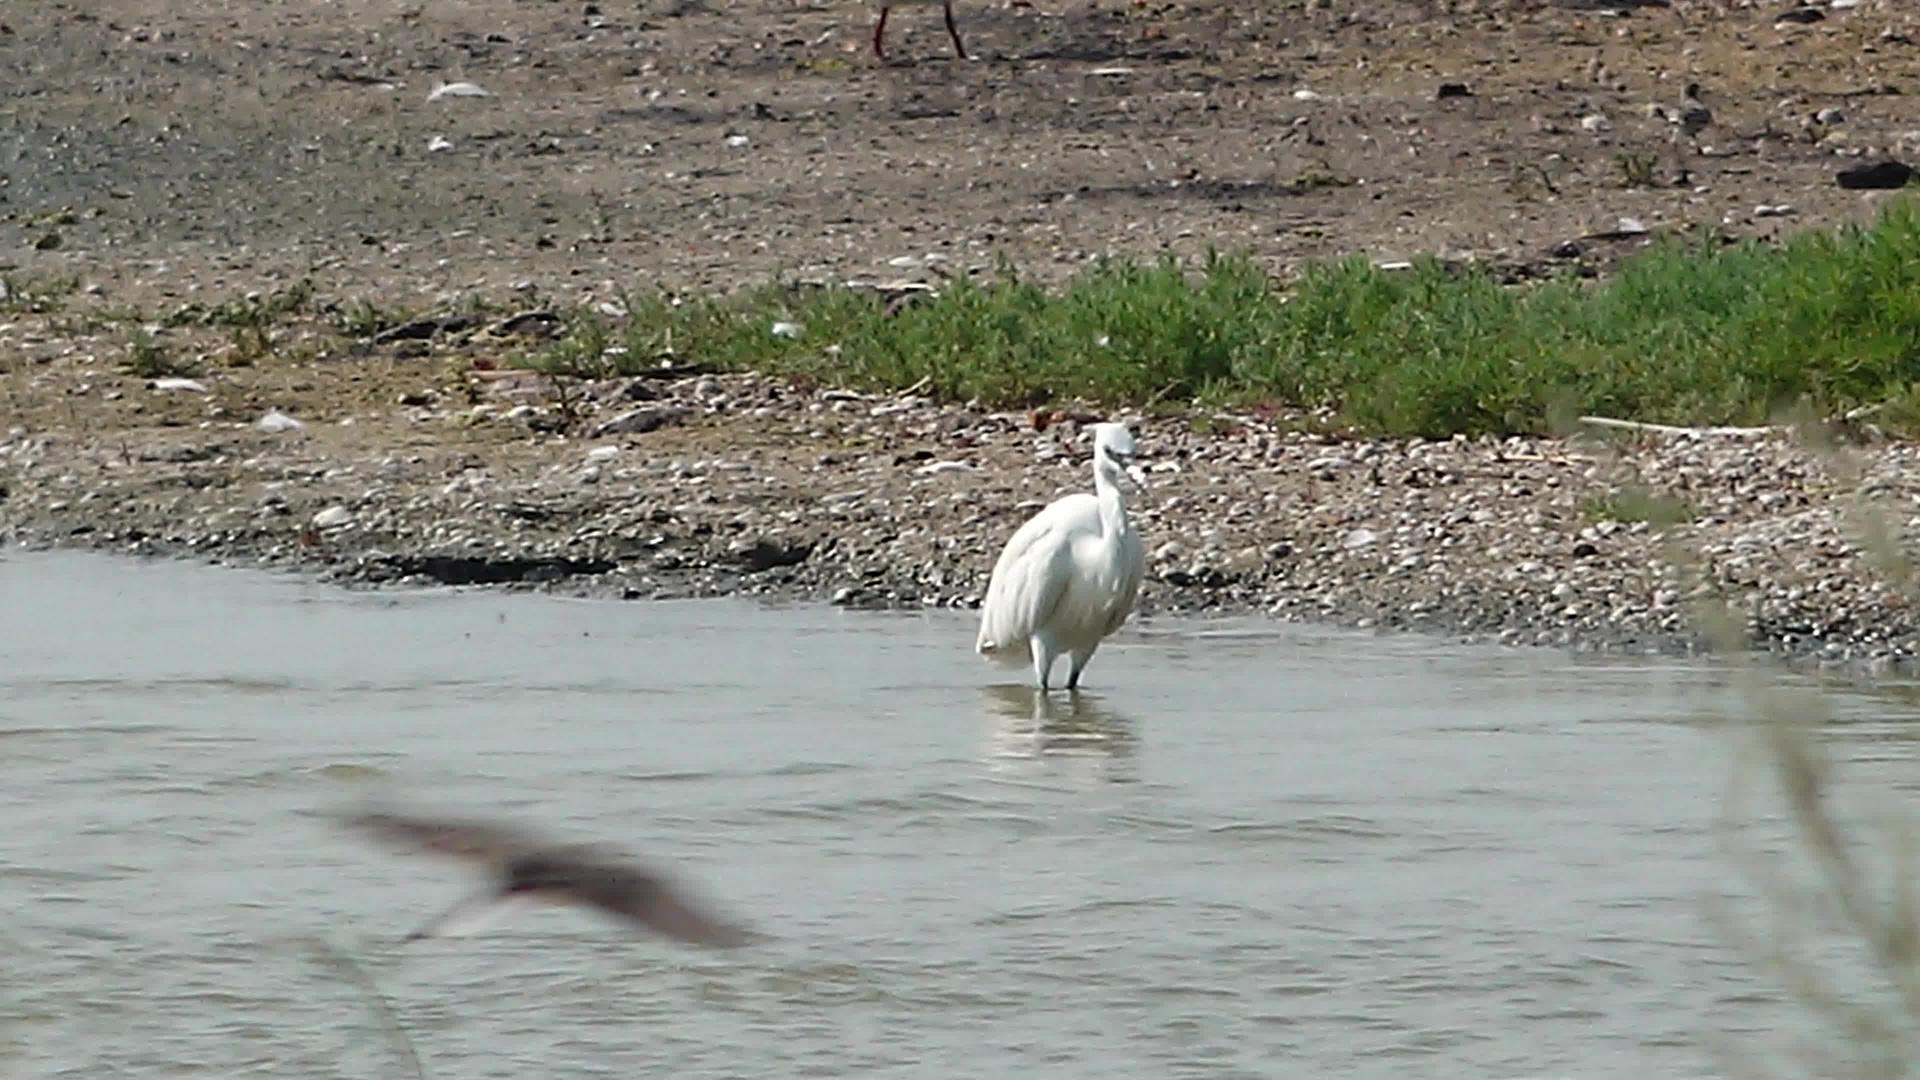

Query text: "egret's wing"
[976, 501, 1083, 654]
[340, 808, 546, 866]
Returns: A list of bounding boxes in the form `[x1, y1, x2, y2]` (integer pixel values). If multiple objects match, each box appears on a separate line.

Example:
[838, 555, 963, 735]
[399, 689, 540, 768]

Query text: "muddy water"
[0, 549, 1905, 1077]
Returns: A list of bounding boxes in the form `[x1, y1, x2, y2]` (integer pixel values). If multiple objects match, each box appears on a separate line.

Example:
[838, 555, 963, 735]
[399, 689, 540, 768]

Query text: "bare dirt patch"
[6, 0, 1916, 302]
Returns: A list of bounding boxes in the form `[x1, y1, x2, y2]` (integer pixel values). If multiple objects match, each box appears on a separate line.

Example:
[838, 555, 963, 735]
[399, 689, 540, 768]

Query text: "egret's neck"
[1092, 463, 1131, 538]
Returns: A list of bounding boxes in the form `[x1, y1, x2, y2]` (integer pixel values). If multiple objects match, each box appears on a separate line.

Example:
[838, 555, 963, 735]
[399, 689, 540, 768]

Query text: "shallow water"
[1, 549, 1912, 1078]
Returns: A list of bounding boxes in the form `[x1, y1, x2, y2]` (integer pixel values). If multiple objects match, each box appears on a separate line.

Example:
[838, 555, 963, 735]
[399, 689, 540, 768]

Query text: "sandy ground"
[4, 0, 1920, 671]
[6, 0, 1917, 302]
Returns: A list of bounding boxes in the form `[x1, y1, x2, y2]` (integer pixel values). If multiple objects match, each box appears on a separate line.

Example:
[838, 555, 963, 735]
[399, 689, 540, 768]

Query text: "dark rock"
[372, 314, 478, 344]
[495, 502, 555, 522]
[373, 318, 442, 343]
[495, 310, 563, 338]
[615, 378, 659, 401]
[1572, 540, 1600, 558]
[1551, 240, 1583, 259]
[730, 538, 813, 572]
[1774, 6, 1824, 24]
[1836, 160, 1915, 191]
[381, 554, 615, 585]
[1436, 82, 1473, 100]
[138, 444, 219, 463]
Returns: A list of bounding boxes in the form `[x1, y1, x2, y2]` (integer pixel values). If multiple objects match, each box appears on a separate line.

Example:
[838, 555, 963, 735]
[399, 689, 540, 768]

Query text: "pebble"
[150, 377, 209, 394]
[14, 364, 1920, 678]
[427, 81, 489, 102]
[589, 405, 692, 436]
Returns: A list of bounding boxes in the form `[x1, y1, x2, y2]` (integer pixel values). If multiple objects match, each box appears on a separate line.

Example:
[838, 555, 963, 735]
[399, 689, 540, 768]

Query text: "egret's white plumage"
[976, 422, 1148, 691]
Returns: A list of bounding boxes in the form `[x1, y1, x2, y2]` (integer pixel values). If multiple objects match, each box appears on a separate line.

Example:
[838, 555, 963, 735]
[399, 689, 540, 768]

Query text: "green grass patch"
[122, 329, 198, 379]
[0, 272, 81, 314]
[523, 197, 1920, 437]
[161, 279, 315, 330]
[1579, 487, 1698, 529]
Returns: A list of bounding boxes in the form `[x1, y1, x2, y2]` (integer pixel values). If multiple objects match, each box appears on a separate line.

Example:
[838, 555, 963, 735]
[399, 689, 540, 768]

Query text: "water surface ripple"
[2, 550, 1909, 1077]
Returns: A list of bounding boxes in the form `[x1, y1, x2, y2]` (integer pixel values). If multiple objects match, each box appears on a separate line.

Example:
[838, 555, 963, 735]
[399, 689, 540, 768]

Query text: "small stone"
[495, 311, 562, 338]
[770, 320, 803, 339]
[730, 537, 812, 572]
[1342, 528, 1378, 550]
[255, 410, 304, 433]
[590, 405, 692, 436]
[150, 377, 209, 394]
[427, 81, 490, 101]
[913, 460, 974, 477]
[312, 505, 353, 529]
[1814, 107, 1845, 126]
[1572, 540, 1600, 558]
[1435, 82, 1472, 100]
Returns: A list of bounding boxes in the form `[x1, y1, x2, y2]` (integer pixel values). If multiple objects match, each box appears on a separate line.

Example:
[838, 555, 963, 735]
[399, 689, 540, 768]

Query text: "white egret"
[975, 422, 1148, 692]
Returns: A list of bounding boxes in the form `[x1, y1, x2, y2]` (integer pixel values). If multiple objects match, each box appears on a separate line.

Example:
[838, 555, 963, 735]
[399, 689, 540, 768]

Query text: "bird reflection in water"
[980, 684, 1139, 785]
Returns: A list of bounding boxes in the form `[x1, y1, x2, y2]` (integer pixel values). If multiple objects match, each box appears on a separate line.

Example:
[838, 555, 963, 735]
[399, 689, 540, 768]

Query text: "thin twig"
[1576, 414, 1782, 438]
[304, 936, 428, 1080]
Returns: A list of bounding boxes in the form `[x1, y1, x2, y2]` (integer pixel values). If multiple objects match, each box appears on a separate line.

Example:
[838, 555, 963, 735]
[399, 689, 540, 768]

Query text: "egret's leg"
[942, 0, 968, 59]
[872, 6, 891, 61]
[1031, 632, 1057, 691]
[1065, 646, 1098, 690]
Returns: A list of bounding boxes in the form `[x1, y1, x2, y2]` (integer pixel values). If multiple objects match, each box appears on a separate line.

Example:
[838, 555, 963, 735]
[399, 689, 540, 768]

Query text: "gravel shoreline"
[8, 334, 1920, 678]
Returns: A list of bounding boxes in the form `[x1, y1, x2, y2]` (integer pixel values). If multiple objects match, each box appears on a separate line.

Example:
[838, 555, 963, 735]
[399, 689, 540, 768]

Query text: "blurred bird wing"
[405, 890, 535, 941]
[575, 862, 763, 949]
[341, 808, 549, 866]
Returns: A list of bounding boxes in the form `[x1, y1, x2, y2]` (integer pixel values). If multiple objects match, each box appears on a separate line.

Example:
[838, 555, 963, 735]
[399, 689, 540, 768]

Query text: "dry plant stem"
[1678, 419, 1920, 1076]
[1576, 415, 1782, 438]
[304, 936, 428, 1080]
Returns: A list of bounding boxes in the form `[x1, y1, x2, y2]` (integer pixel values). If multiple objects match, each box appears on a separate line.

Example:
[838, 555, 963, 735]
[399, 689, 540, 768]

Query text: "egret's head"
[1090, 422, 1148, 494]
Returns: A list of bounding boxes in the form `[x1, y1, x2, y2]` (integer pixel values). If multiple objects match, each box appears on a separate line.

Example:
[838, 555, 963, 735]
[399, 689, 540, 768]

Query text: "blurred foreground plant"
[1614, 412, 1920, 1077]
